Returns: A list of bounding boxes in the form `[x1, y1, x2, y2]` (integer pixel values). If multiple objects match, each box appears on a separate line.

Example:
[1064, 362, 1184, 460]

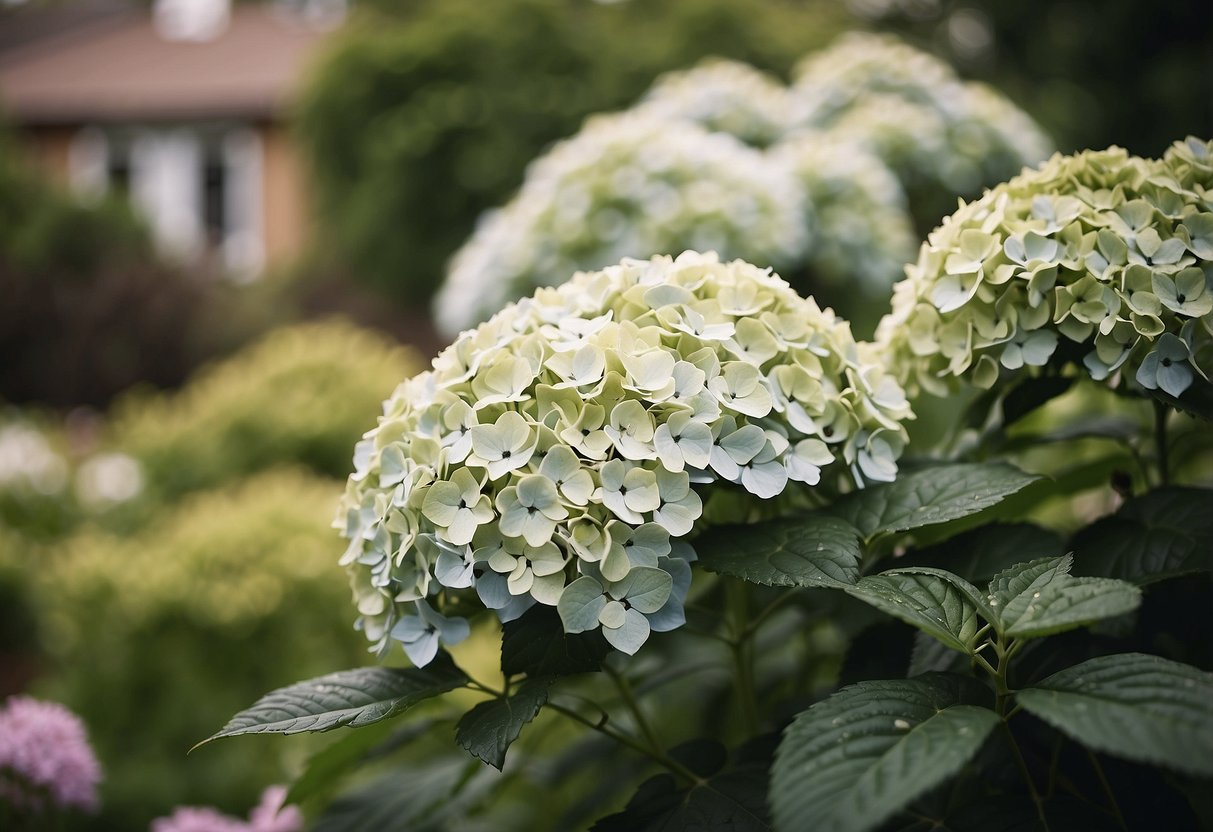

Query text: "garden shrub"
[34, 469, 367, 831]
[110, 320, 419, 499]
[295, 0, 847, 303]
[207, 138, 1213, 832]
[434, 117, 806, 335]
[788, 32, 1054, 230]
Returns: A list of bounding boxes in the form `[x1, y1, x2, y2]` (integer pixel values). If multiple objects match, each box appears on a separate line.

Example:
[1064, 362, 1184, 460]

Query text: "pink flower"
[0, 695, 101, 814]
[151, 786, 303, 832]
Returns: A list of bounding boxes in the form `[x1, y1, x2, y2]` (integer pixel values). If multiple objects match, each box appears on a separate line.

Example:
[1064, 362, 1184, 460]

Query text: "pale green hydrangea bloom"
[876, 139, 1213, 401]
[635, 58, 792, 147]
[434, 113, 807, 336]
[771, 131, 918, 294]
[789, 32, 1053, 209]
[346, 252, 912, 664]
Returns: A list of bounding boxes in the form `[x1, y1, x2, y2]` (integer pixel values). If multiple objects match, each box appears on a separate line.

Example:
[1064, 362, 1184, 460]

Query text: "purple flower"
[0, 695, 101, 814]
[151, 786, 303, 832]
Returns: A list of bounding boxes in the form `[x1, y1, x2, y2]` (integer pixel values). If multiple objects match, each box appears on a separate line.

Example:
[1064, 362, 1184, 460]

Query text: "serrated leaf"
[988, 556, 1141, 639]
[771, 674, 998, 832]
[909, 523, 1065, 584]
[844, 569, 985, 654]
[501, 604, 611, 678]
[696, 514, 862, 588]
[827, 463, 1039, 541]
[455, 678, 550, 770]
[197, 656, 467, 746]
[1017, 653, 1213, 777]
[1071, 487, 1213, 584]
[593, 768, 770, 831]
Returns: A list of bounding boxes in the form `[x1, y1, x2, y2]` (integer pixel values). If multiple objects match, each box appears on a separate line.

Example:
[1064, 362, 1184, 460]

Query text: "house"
[0, 0, 341, 277]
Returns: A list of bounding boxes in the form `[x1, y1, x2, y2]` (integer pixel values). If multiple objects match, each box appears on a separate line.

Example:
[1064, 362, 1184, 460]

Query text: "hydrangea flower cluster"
[876, 139, 1213, 400]
[344, 253, 911, 664]
[151, 786, 302, 832]
[0, 696, 101, 815]
[771, 132, 918, 294]
[789, 33, 1053, 208]
[635, 58, 791, 147]
[434, 113, 806, 336]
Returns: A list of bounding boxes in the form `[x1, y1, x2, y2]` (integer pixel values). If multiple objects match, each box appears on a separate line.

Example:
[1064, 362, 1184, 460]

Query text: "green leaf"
[286, 718, 408, 807]
[455, 678, 550, 770]
[1001, 376, 1076, 427]
[593, 768, 771, 831]
[827, 463, 1039, 541]
[196, 655, 467, 746]
[500, 604, 611, 678]
[988, 556, 1141, 639]
[844, 569, 986, 654]
[1017, 653, 1213, 778]
[771, 674, 998, 832]
[696, 514, 862, 588]
[909, 522, 1065, 584]
[312, 757, 488, 832]
[1071, 487, 1213, 584]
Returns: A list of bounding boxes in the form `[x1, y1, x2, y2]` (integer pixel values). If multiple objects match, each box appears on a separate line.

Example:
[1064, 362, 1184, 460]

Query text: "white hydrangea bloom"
[348, 252, 912, 664]
[771, 131, 918, 294]
[435, 113, 808, 336]
[875, 140, 1213, 402]
[635, 58, 792, 147]
[789, 32, 1053, 210]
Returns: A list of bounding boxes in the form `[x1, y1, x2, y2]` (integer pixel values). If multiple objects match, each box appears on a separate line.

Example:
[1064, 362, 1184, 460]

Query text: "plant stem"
[741, 589, 799, 639]
[1154, 399, 1171, 486]
[1086, 748, 1128, 831]
[1001, 721, 1051, 832]
[546, 700, 705, 786]
[606, 666, 663, 756]
[725, 580, 760, 734]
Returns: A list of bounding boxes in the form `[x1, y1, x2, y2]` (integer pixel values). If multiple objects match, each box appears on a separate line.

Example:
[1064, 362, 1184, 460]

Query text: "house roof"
[0, 4, 332, 125]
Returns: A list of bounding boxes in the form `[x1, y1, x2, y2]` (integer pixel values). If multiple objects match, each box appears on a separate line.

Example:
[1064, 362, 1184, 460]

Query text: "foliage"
[295, 0, 848, 303]
[110, 320, 419, 499]
[339, 252, 911, 666]
[435, 115, 806, 334]
[877, 138, 1213, 412]
[33, 470, 368, 831]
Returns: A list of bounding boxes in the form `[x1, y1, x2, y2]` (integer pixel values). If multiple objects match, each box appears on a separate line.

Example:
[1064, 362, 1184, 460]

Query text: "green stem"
[726, 580, 760, 734]
[607, 666, 663, 756]
[546, 700, 705, 786]
[1086, 748, 1128, 831]
[1154, 399, 1170, 486]
[741, 589, 799, 639]
[1001, 721, 1051, 832]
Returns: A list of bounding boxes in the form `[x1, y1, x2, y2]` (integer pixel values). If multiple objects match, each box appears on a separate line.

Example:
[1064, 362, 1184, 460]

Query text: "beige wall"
[259, 122, 309, 268]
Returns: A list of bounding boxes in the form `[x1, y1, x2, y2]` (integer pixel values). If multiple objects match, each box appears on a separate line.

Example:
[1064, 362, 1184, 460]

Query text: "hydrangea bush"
[877, 139, 1213, 404]
[209, 138, 1213, 832]
[348, 252, 910, 663]
[789, 32, 1053, 222]
[635, 58, 791, 147]
[435, 116, 806, 335]
[771, 132, 918, 294]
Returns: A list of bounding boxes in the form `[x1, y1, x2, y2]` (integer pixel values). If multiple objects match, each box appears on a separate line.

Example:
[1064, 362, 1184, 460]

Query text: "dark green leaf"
[286, 718, 402, 807]
[312, 757, 488, 832]
[907, 631, 968, 677]
[988, 556, 1141, 639]
[1017, 653, 1213, 777]
[197, 655, 467, 746]
[1070, 487, 1213, 584]
[772, 674, 998, 832]
[696, 514, 862, 588]
[593, 768, 771, 831]
[501, 604, 611, 678]
[909, 523, 1065, 584]
[845, 569, 987, 654]
[827, 463, 1039, 540]
[455, 678, 550, 770]
[1001, 376, 1075, 427]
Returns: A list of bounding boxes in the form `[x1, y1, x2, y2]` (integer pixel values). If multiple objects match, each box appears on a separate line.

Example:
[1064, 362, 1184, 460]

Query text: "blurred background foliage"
[0, 0, 1209, 827]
